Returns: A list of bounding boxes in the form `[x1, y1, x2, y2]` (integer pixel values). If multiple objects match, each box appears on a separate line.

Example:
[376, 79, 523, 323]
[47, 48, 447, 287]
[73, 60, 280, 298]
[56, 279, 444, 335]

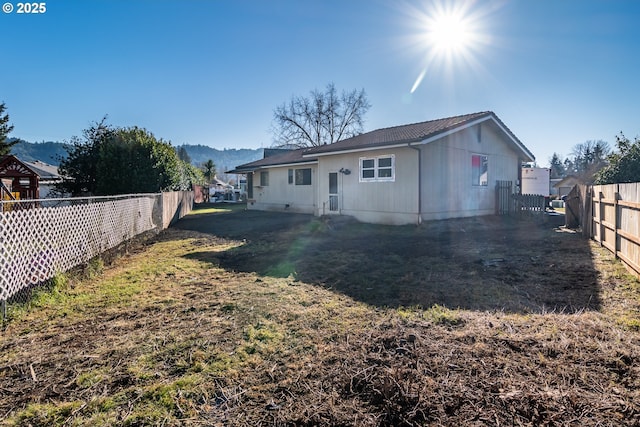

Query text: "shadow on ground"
[175, 205, 600, 313]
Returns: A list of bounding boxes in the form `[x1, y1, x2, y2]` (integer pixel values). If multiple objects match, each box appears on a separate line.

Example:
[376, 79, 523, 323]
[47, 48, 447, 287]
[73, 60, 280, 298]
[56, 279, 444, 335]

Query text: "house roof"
[226, 147, 317, 173]
[304, 111, 534, 161]
[228, 111, 534, 173]
[23, 160, 60, 180]
[0, 155, 61, 181]
[553, 175, 582, 188]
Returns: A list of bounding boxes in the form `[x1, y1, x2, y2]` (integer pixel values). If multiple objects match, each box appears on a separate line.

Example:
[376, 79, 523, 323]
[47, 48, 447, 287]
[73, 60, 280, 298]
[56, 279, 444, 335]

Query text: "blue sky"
[2, 0, 639, 167]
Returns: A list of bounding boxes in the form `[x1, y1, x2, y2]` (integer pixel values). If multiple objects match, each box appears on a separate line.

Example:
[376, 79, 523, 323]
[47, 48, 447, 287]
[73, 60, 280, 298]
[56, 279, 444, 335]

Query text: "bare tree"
[567, 140, 611, 183]
[272, 83, 371, 147]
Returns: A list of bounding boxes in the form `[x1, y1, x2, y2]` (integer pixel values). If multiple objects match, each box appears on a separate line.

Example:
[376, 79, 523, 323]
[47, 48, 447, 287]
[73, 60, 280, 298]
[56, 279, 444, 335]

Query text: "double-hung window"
[359, 155, 395, 182]
[472, 154, 488, 186]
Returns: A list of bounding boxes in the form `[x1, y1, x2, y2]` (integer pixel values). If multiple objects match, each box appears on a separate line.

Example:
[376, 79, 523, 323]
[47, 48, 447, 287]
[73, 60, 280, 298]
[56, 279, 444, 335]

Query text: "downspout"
[410, 143, 422, 225]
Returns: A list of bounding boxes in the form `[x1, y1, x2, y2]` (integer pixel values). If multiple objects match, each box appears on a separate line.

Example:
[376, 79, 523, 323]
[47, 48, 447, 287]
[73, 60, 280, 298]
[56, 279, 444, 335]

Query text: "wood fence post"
[584, 185, 592, 238]
[599, 189, 604, 246]
[614, 183, 619, 259]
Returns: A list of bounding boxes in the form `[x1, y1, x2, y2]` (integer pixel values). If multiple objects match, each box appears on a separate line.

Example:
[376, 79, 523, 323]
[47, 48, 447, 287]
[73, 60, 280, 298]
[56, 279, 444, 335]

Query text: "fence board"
[584, 182, 640, 276]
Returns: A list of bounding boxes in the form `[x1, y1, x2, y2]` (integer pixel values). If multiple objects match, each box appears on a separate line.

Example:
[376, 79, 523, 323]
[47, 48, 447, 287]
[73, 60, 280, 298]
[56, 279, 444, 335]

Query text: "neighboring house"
[230, 111, 535, 225]
[0, 155, 62, 200]
[553, 175, 582, 199]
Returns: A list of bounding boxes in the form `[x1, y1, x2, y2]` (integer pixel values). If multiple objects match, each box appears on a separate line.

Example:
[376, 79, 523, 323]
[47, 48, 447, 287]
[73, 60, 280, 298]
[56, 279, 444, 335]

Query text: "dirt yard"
[1, 205, 639, 426]
[175, 207, 595, 313]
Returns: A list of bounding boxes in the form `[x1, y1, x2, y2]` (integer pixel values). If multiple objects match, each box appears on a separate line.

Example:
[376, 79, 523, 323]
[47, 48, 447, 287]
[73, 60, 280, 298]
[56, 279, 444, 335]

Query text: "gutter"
[409, 144, 422, 225]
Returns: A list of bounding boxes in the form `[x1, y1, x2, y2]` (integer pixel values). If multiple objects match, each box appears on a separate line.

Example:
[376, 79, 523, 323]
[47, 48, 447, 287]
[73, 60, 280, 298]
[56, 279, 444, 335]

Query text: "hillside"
[9, 140, 263, 176]
[8, 139, 70, 165]
[178, 144, 262, 178]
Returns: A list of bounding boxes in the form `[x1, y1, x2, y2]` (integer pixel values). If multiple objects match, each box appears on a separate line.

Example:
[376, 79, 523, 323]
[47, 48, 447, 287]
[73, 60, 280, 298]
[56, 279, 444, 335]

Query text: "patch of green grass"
[8, 401, 83, 426]
[76, 369, 107, 389]
[265, 260, 297, 278]
[396, 305, 423, 321]
[189, 203, 246, 216]
[240, 320, 284, 357]
[424, 304, 465, 326]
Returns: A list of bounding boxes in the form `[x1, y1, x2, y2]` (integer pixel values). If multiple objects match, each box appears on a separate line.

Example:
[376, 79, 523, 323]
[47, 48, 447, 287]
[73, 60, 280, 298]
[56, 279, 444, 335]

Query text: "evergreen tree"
[57, 118, 204, 196]
[177, 146, 191, 163]
[548, 153, 565, 178]
[56, 117, 114, 195]
[0, 102, 16, 156]
[595, 133, 640, 184]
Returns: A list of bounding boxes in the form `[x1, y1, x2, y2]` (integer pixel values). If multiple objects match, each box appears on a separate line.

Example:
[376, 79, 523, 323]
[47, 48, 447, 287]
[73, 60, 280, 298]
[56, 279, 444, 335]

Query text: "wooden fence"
[495, 180, 546, 217]
[567, 182, 640, 275]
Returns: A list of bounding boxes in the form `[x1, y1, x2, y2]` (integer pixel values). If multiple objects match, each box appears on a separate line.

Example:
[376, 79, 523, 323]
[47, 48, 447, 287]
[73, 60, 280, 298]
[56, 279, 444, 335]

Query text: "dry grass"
[1, 206, 639, 426]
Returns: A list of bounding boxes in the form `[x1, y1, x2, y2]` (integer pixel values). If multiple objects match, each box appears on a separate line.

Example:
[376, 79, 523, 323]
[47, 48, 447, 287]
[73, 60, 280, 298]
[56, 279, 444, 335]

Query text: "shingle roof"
[306, 111, 496, 154]
[23, 160, 60, 180]
[226, 147, 316, 173]
[228, 111, 534, 172]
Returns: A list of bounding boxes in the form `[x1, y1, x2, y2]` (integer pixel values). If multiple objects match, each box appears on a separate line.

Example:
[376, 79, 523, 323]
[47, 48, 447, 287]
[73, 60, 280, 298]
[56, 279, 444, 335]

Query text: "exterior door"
[328, 172, 339, 212]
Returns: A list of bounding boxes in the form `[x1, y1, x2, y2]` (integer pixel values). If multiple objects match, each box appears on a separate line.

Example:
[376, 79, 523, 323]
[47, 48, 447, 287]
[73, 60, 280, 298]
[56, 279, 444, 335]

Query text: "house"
[553, 175, 582, 199]
[230, 111, 535, 225]
[0, 155, 62, 200]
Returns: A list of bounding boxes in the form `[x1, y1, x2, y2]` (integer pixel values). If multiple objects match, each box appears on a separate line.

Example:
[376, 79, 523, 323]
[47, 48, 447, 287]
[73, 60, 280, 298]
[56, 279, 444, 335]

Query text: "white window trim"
[472, 153, 488, 187]
[359, 154, 395, 183]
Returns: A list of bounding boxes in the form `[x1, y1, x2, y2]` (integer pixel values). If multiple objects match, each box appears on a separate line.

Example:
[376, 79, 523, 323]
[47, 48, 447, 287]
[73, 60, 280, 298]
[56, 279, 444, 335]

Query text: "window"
[359, 155, 395, 182]
[288, 169, 293, 184]
[295, 168, 312, 185]
[472, 154, 488, 186]
[260, 171, 269, 186]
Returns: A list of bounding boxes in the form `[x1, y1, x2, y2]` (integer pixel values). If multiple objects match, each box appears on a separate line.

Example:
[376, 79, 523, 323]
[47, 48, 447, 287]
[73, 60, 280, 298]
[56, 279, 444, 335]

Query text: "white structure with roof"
[230, 112, 535, 225]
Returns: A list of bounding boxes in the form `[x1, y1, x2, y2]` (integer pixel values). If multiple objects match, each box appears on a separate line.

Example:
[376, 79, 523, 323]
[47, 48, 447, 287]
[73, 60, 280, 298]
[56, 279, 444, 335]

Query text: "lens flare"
[406, 0, 491, 94]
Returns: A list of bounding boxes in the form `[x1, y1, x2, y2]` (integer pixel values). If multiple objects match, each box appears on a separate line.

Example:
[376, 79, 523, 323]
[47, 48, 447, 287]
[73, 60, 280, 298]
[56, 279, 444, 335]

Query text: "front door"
[328, 172, 339, 213]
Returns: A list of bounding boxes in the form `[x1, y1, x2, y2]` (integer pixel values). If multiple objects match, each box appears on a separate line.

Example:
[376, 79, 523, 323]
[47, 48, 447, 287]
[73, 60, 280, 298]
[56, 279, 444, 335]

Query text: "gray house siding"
[315, 147, 419, 225]
[248, 164, 317, 214]
[419, 123, 520, 221]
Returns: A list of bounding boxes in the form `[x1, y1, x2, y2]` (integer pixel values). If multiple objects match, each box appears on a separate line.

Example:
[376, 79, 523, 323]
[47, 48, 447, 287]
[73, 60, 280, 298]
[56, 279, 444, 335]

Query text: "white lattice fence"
[0, 195, 160, 301]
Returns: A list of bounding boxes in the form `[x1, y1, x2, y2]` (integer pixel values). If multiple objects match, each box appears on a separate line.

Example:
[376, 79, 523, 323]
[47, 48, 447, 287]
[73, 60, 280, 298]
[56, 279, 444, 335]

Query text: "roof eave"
[303, 142, 416, 157]
[227, 159, 318, 173]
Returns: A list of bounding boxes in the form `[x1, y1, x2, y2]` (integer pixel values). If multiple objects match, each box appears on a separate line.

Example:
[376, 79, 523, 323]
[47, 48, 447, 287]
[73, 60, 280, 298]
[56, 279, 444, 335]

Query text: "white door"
[328, 172, 339, 212]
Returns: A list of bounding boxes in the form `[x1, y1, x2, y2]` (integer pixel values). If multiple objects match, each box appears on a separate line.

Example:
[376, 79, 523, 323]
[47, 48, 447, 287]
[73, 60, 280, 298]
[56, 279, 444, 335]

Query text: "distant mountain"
[178, 144, 263, 179]
[9, 138, 69, 165]
[8, 140, 264, 180]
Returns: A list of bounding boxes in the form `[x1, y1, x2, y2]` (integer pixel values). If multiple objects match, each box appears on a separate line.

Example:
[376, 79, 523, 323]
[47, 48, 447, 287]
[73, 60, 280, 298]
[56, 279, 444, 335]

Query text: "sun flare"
[407, 1, 490, 93]
[428, 12, 471, 55]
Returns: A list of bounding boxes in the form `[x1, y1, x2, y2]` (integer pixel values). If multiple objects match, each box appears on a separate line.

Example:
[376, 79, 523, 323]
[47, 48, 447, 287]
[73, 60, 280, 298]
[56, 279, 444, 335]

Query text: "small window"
[472, 154, 488, 186]
[288, 169, 293, 184]
[260, 171, 269, 186]
[360, 155, 395, 182]
[295, 168, 312, 185]
[378, 157, 392, 178]
[362, 159, 375, 179]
